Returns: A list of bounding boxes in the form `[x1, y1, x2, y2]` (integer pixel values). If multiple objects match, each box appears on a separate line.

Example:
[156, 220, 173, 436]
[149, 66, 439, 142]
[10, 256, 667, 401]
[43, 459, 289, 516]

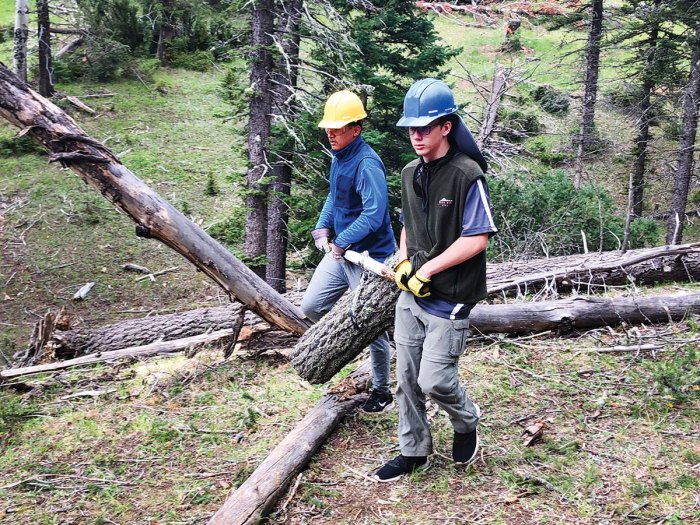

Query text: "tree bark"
[207, 359, 372, 525]
[245, 0, 276, 279]
[36, 0, 54, 97]
[48, 292, 303, 359]
[575, 0, 603, 188]
[666, 24, 700, 245]
[0, 64, 309, 337]
[266, 0, 303, 293]
[156, 0, 176, 66]
[291, 243, 700, 383]
[13, 0, 29, 83]
[485, 243, 700, 296]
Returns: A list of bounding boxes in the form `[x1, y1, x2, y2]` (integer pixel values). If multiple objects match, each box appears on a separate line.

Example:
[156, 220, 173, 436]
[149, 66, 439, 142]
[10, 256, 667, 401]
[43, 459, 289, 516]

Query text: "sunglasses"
[408, 123, 438, 137]
[324, 125, 354, 136]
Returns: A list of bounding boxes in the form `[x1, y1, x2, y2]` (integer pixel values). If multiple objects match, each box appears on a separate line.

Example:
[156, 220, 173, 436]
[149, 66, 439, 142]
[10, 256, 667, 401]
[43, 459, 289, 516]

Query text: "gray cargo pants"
[394, 292, 480, 456]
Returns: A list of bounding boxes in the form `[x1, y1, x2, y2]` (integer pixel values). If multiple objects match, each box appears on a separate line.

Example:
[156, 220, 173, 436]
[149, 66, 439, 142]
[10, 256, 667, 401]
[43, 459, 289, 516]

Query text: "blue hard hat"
[396, 78, 457, 127]
[397, 78, 488, 174]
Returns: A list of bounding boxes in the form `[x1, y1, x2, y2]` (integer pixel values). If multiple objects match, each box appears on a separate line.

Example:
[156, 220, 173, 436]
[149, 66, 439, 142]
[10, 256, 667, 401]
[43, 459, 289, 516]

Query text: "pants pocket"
[448, 318, 471, 358]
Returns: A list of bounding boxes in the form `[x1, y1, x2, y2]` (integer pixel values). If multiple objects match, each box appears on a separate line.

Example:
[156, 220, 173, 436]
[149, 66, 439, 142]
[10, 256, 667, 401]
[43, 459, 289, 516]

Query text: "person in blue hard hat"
[373, 78, 497, 482]
[301, 90, 397, 413]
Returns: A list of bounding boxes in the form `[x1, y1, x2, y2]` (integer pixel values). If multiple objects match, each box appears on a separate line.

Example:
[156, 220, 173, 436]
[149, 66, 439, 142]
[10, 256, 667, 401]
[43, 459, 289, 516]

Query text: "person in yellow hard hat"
[301, 90, 397, 413]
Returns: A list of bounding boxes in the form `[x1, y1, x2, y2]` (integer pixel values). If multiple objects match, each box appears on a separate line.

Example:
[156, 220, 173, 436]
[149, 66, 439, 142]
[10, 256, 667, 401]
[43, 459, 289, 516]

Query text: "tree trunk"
[207, 359, 373, 525]
[470, 293, 700, 335]
[0, 64, 309, 336]
[2, 330, 235, 380]
[12, 0, 29, 83]
[245, 0, 276, 279]
[666, 24, 700, 245]
[156, 0, 176, 66]
[575, 0, 603, 188]
[291, 243, 700, 383]
[36, 0, 54, 97]
[477, 65, 508, 149]
[624, 11, 661, 252]
[48, 292, 303, 359]
[56, 36, 85, 59]
[266, 0, 302, 293]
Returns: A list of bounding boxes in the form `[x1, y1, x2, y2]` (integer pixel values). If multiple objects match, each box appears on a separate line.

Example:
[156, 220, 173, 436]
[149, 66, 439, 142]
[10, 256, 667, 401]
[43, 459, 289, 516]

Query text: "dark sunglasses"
[408, 124, 438, 137]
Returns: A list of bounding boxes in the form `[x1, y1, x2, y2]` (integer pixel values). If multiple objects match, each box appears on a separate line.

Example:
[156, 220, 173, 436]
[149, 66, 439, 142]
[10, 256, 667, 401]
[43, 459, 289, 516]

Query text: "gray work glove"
[311, 228, 330, 252]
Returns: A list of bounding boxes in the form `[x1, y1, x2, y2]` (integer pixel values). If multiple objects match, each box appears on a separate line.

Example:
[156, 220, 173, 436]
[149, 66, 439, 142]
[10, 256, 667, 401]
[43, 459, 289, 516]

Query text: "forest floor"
[1, 2, 699, 524]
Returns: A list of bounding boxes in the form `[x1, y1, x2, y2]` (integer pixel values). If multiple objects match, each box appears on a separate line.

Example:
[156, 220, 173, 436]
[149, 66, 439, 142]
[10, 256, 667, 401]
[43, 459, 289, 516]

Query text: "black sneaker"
[453, 403, 481, 465]
[361, 389, 394, 414]
[453, 429, 479, 465]
[373, 454, 430, 482]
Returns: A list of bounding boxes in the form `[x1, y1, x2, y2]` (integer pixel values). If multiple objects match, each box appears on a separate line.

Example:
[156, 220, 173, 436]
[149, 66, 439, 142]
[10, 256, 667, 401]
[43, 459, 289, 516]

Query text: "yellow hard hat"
[318, 90, 367, 128]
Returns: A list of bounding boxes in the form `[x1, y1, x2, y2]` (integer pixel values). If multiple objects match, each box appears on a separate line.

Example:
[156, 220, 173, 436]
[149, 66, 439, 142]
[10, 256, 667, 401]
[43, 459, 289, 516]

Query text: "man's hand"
[311, 228, 330, 252]
[329, 242, 346, 261]
[393, 259, 412, 291]
[407, 271, 431, 298]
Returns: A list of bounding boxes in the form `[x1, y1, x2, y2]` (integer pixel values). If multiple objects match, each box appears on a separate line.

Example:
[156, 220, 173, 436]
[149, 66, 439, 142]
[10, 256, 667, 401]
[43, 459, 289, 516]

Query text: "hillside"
[0, 2, 699, 524]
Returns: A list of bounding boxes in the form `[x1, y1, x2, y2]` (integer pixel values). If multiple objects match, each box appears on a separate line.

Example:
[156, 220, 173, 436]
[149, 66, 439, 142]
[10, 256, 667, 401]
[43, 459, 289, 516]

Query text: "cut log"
[48, 292, 303, 359]
[0, 64, 309, 336]
[207, 359, 372, 525]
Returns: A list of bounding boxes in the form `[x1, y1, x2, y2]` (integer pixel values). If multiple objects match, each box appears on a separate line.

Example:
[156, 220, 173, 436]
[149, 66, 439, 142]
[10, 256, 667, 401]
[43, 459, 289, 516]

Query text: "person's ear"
[442, 121, 452, 137]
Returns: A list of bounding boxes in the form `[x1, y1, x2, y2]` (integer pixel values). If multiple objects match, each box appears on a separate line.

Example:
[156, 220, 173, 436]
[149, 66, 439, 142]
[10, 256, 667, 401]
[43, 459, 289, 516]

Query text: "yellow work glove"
[407, 271, 431, 298]
[393, 259, 412, 291]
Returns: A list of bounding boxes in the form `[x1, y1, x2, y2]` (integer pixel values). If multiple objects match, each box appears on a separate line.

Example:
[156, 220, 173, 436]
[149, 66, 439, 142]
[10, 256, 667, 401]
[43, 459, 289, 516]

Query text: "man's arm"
[315, 192, 334, 230]
[417, 234, 488, 279]
[398, 227, 407, 260]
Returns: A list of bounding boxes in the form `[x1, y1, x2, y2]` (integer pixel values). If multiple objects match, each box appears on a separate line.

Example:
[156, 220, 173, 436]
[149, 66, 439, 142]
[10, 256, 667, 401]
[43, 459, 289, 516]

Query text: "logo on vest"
[438, 197, 454, 207]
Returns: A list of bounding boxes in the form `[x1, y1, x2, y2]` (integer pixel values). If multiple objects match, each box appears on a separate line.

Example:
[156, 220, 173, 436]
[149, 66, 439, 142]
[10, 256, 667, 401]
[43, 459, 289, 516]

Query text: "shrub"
[0, 135, 44, 157]
[533, 85, 570, 114]
[170, 50, 213, 72]
[499, 108, 542, 141]
[488, 169, 625, 260]
[207, 209, 247, 249]
[525, 136, 570, 166]
[629, 217, 661, 248]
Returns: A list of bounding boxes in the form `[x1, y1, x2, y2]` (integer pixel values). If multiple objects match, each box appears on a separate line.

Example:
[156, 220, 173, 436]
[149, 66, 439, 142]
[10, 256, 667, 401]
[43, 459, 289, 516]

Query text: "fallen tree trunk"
[0, 64, 309, 336]
[207, 359, 371, 525]
[486, 243, 700, 296]
[1, 329, 234, 380]
[291, 286, 700, 383]
[48, 292, 303, 359]
[46, 245, 700, 360]
[470, 292, 700, 335]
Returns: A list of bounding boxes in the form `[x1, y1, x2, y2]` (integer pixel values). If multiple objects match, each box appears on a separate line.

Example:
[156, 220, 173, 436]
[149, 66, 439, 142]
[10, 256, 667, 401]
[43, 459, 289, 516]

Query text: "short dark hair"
[348, 120, 363, 130]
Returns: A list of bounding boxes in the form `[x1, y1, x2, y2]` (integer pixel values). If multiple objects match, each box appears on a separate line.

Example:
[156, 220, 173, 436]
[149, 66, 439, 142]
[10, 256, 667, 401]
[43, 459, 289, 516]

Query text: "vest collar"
[332, 135, 365, 161]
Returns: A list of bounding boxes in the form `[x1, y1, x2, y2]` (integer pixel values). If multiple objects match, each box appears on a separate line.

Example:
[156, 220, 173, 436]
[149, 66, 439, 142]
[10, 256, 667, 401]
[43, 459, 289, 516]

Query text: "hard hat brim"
[395, 114, 438, 127]
[317, 119, 357, 129]
[454, 116, 488, 174]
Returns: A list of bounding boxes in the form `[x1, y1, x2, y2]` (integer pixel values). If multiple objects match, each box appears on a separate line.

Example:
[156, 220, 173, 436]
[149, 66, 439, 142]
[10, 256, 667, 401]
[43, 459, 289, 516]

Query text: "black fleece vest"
[401, 152, 487, 303]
